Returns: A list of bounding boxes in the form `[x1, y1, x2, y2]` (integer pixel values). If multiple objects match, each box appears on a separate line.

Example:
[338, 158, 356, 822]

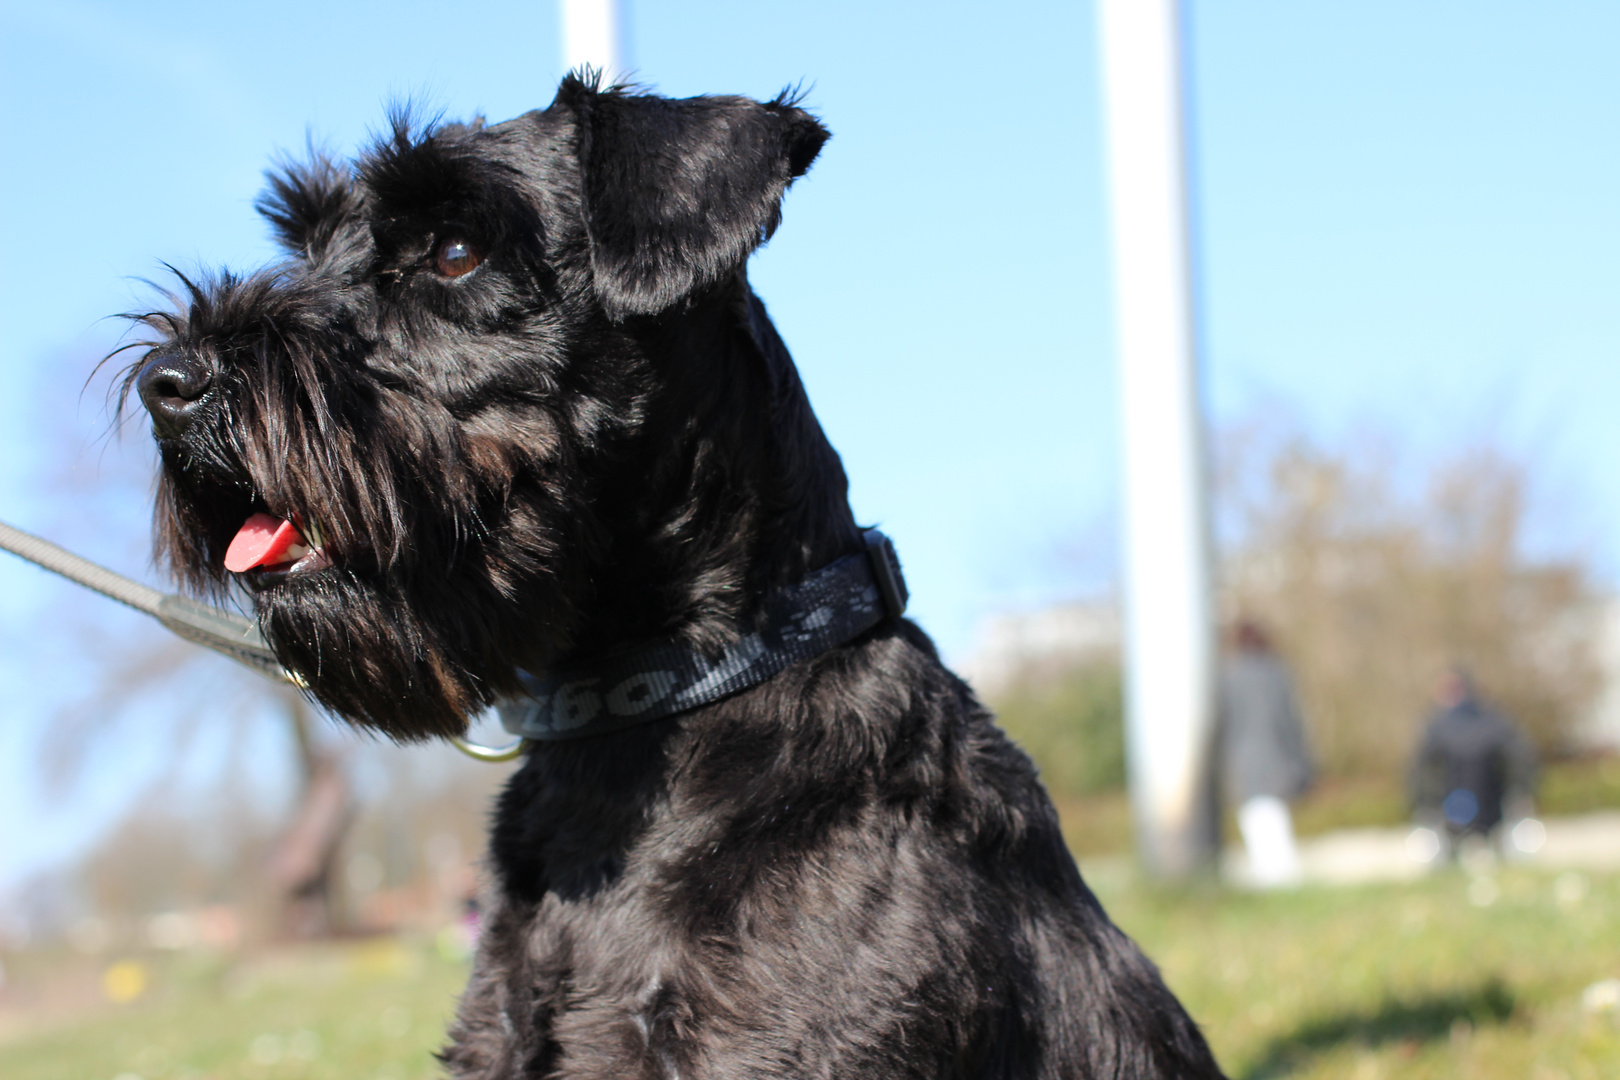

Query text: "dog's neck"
[565, 275, 861, 663]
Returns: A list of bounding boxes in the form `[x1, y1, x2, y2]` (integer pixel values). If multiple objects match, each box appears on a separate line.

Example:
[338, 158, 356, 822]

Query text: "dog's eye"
[434, 238, 481, 278]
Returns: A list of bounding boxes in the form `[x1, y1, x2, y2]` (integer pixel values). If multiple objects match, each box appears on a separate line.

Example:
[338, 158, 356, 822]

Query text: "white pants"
[1238, 795, 1303, 888]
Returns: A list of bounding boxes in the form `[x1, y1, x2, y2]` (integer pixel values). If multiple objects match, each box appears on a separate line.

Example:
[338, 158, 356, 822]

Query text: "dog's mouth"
[225, 512, 333, 588]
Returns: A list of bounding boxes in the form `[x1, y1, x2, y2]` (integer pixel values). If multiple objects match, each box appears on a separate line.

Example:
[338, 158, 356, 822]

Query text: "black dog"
[126, 74, 1225, 1078]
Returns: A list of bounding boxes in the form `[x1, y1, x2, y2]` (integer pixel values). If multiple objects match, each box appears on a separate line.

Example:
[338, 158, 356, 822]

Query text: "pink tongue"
[224, 513, 306, 572]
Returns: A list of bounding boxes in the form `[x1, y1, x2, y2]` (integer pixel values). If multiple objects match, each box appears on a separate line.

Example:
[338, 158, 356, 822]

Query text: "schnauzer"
[126, 74, 1225, 1078]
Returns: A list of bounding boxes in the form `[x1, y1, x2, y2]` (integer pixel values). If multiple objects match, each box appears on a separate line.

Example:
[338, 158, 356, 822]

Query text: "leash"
[0, 519, 286, 678]
[0, 518, 907, 760]
[0, 517, 520, 762]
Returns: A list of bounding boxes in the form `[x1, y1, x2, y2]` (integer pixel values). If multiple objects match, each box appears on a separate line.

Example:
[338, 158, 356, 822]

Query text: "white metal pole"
[561, 0, 623, 80]
[1098, 0, 1219, 878]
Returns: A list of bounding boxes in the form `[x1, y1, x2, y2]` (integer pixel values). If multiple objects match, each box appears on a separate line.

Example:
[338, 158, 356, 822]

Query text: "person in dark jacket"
[1217, 620, 1315, 887]
[1411, 667, 1537, 852]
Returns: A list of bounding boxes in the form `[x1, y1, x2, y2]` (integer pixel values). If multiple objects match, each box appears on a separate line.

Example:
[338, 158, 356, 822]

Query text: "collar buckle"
[863, 528, 908, 619]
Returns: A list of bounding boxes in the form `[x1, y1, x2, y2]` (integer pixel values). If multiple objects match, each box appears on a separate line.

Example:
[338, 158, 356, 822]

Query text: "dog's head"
[121, 76, 833, 738]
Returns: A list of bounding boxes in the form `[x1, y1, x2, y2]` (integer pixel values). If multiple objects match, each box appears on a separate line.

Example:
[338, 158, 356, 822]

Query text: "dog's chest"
[463, 735, 957, 1079]
[476, 854, 934, 1080]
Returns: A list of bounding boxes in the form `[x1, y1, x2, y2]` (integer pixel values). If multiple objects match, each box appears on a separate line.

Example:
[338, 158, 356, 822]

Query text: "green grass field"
[0, 936, 468, 1080]
[1092, 861, 1620, 1079]
[3, 862, 1616, 1079]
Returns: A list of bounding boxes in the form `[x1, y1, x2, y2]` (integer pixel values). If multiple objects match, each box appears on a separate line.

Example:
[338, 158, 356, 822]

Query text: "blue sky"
[2, 0, 1619, 891]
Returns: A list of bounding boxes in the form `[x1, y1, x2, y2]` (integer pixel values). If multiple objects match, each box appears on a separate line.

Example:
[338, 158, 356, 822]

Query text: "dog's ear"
[554, 74, 829, 320]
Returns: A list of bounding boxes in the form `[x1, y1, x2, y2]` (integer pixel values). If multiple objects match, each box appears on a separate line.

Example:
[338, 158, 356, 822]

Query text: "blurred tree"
[77, 791, 279, 940]
[986, 415, 1598, 800]
[1215, 420, 1599, 777]
[265, 695, 355, 938]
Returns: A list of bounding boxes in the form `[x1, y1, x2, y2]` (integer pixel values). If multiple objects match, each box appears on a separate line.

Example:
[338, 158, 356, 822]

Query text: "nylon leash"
[0, 517, 522, 762]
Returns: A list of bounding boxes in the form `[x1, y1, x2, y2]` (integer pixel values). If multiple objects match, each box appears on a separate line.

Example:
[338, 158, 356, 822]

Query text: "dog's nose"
[136, 351, 214, 438]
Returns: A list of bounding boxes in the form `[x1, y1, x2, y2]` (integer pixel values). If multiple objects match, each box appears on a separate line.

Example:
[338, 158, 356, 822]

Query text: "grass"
[1083, 861, 1620, 1079]
[0, 937, 469, 1080]
[1540, 756, 1620, 816]
[4, 865, 1616, 1078]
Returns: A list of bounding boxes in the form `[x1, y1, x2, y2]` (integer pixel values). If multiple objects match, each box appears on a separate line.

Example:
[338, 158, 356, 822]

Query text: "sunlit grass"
[0, 937, 468, 1080]
[1083, 862, 1620, 1079]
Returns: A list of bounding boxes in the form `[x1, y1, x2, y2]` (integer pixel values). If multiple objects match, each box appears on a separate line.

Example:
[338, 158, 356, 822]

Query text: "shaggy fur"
[126, 74, 1226, 1078]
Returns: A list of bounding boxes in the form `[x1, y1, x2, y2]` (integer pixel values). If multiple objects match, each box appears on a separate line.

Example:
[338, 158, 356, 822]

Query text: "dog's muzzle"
[136, 350, 215, 439]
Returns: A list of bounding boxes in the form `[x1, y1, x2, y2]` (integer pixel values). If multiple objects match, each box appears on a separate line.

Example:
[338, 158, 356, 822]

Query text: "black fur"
[124, 74, 1226, 1078]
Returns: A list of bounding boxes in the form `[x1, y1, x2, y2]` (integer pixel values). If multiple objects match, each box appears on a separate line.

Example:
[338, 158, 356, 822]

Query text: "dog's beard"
[255, 567, 477, 737]
[151, 475, 480, 738]
[158, 474, 579, 739]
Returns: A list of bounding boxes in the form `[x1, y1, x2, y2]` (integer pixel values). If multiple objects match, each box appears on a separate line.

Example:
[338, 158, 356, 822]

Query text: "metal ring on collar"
[450, 734, 529, 762]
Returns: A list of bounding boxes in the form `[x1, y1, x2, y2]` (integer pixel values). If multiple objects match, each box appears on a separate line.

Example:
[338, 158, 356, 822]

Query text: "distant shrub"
[1218, 421, 1601, 775]
[987, 662, 1127, 798]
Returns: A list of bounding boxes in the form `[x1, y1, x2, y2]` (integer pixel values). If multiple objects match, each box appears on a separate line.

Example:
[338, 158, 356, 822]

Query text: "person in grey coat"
[1217, 620, 1315, 887]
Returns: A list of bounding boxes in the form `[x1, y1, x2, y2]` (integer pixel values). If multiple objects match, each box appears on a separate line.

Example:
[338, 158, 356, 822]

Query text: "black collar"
[496, 530, 908, 742]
